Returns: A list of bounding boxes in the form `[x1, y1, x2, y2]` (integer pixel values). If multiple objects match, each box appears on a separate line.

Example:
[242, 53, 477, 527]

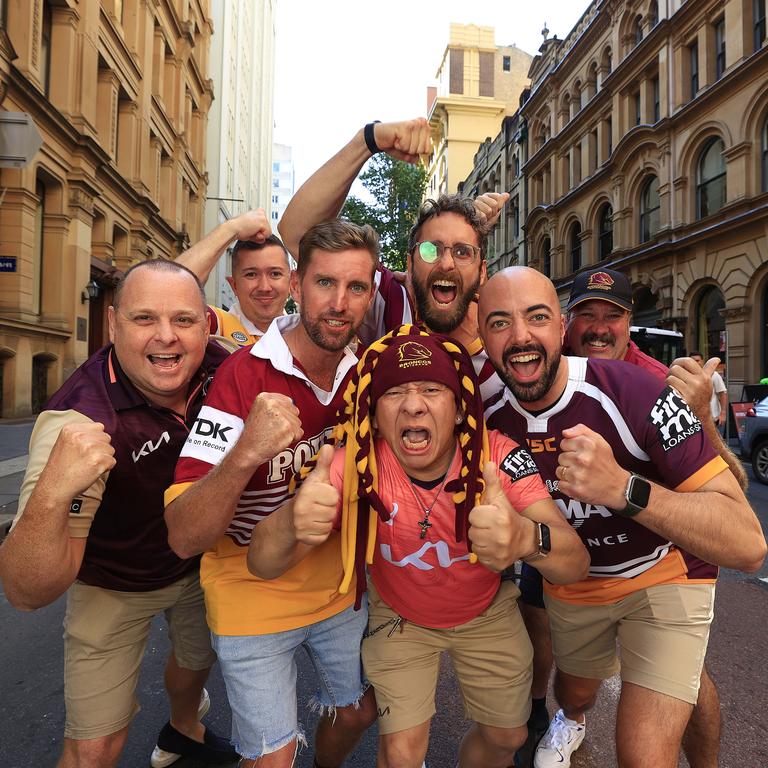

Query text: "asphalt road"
[0, 454, 765, 767]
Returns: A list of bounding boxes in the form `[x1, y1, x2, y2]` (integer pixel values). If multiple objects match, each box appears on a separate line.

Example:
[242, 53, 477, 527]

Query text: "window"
[689, 42, 699, 99]
[652, 76, 660, 122]
[634, 15, 643, 46]
[762, 117, 768, 192]
[41, 2, 52, 96]
[512, 197, 520, 237]
[503, 56, 511, 72]
[272, 194, 278, 204]
[542, 238, 551, 277]
[570, 223, 582, 273]
[715, 18, 726, 80]
[649, 1, 659, 27]
[607, 117, 613, 156]
[272, 162, 280, 173]
[513, 154, 520, 177]
[755, 0, 766, 51]
[634, 90, 641, 126]
[272, 178, 279, 188]
[640, 176, 660, 242]
[598, 204, 613, 260]
[272, 211, 278, 220]
[697, 137, 726, 218]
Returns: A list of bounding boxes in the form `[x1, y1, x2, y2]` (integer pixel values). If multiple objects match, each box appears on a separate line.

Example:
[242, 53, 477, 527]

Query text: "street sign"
[0, 112, 43, 168]
[0, 257, 16, 272]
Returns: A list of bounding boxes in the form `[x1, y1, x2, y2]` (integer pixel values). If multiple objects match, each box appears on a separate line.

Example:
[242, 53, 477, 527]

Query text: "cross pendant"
[418, 516, 433, 539]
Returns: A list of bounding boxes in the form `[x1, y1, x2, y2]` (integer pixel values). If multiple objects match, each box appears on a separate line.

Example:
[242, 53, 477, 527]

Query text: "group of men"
[0, 116, 764, 768]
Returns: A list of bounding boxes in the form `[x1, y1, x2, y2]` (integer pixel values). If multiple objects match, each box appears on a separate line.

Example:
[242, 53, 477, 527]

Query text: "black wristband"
[364, 121, 381, 155]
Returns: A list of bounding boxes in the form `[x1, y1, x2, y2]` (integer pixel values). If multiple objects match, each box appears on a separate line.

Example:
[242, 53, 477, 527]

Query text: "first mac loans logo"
[649, 387, 701, 452]
[500, 446, 539, 481]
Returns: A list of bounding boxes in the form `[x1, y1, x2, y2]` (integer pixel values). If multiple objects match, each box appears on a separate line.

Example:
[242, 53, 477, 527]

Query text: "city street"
[0, 421, 766, 767]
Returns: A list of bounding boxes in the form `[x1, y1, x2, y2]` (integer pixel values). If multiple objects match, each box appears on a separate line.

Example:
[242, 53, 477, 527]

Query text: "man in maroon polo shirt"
[0, 260, 237, 768]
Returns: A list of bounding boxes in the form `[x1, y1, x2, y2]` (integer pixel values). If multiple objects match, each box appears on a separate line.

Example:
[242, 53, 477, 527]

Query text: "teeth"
[150, 354, 178, 359]
[590, 341, 608, 347]
[434, 280, 456, 288]
[510, 353, 540, 363]
[402, 429, 429, 450]
[326, 320, 345, 327]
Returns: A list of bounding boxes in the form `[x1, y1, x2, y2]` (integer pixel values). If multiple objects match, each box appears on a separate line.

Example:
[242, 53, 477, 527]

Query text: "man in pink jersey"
[478, 266, 765, 768]
[248, 327, 589, 768]
[164, 220, 381, 768]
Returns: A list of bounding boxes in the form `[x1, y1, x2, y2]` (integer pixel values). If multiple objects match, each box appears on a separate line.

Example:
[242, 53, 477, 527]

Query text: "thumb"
[481, 462, 504, 503]
[562, 423, 590, 439]
[703, 357, 721, 377]
[307, 444, 334, 483]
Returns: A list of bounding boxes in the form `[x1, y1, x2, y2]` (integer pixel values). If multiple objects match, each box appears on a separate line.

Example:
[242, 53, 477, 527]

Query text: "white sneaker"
[149, 688, 212, 768]
[533, 709, 586, 768]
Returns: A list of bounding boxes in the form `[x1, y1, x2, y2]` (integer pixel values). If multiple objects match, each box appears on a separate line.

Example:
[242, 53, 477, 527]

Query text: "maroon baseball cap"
[567, 268, 633, 312]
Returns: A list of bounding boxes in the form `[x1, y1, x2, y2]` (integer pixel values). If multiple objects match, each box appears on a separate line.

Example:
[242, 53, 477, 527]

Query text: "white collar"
[250, 314, 358, 404]
[226, 300, 263, 336]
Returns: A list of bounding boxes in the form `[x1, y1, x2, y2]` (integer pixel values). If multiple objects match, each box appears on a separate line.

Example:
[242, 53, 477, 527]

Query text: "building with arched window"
[515, 0, 768, 394]
[0, 1, 214, 417]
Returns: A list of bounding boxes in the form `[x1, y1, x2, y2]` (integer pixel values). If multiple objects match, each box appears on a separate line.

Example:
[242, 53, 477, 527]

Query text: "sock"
[531, 696, 548, 716]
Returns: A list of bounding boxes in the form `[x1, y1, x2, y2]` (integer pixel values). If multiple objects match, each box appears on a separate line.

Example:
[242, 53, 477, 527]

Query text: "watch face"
[540, 522, 552, 554]
[628, 476, 651, 508]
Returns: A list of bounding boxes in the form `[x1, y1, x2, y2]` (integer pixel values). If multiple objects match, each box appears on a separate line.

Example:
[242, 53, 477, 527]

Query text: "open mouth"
[505, 351, 543, 380]
[323, 318, 349, 330]
[147, 353, 182, 369]
[431, 280, 457, 305]
[582, 335, 614, 354]
[402, 428, 431, 451]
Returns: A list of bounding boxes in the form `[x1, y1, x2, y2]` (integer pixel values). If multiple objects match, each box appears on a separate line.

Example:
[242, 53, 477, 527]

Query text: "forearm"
[701, 418, 748, 490]
[247, 501, 311, 579]
[0, 494, 82, 610]
[636, 480, 766, 572]
[165, 448, 266, 558]
[177, 218, 238, 284]
[278, 127, 370, 259]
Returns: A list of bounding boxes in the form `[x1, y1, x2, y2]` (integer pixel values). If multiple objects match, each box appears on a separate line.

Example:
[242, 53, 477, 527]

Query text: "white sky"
[273, 0, 590, 189]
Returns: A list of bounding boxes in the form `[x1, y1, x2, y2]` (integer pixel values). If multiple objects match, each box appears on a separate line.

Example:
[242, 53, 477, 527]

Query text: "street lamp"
[81, 279, 100, 304]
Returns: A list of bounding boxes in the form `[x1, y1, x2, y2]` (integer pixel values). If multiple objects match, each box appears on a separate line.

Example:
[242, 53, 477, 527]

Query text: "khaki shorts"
[63, 571, 216, 739]
[545, 583, 715, 704]
[362, 580, 533, 735]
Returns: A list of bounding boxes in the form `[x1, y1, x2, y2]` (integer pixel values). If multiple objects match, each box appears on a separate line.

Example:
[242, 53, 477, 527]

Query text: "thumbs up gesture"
[291, 444, 340, 546]
[667, 355, 719, 424]
[468, 462, 529, 572]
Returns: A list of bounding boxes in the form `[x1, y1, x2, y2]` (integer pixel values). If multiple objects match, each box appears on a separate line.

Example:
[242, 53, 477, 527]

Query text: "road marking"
[0, 455, 28, 478]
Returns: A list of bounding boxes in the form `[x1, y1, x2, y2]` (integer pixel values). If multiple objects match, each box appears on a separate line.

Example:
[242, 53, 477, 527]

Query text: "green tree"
[340, 154, 427, 272]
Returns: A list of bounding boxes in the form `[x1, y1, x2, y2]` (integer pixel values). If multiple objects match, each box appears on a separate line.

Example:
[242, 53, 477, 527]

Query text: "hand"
[229, 208, 272, 243]
[558, 425, 630, 510]
[39, 423, 116, 503]
[237, 393, 303, 467]
[667, 356, 718, 423]
[372, 119, 431, 164]
[468, 462, 530, 571]
[474, 192, 510, 228]
[291, 444, 339, 546]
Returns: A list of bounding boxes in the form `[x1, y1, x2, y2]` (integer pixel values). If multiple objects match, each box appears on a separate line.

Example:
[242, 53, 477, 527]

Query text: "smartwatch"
[523, 522, 551, 562]
[614, 473, 652, 518]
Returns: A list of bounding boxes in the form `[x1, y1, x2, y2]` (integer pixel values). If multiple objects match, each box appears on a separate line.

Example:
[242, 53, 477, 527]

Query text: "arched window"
[542, 237, 552, 277]
[634, 15, 644, 46]
[697, 137, 726, 218]
[649, 0, 659, 27]
[640, 176, 660, 242]
[695, 286, 726, 360]
[598, 204, 613, 260]
[569, 223, 582, 273]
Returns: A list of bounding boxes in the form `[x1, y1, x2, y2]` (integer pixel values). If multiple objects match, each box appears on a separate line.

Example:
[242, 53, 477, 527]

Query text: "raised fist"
[239, 392, 303, 466]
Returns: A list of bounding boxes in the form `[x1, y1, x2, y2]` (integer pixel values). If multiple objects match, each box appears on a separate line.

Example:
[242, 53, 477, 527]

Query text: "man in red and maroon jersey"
[164, 220, 380, 768]
[478, 266, 765, 768]
[278, 118, 508, 404]
[0, 260, 237, 768]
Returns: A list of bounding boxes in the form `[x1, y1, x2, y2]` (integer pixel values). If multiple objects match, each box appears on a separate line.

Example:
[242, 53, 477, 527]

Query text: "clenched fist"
[291, 444, 339, 546]
[238, 392, 303, 467]
[229, 208, 272, 244]
[468, 462, 531, 571]
[372, 119, 431, 164]
[474, 192, 510, 228]
[41, 422, 116, 503]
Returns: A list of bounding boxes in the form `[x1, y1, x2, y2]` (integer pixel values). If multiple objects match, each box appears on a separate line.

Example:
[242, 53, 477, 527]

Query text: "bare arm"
[247, 444, 337, 579]
[165, 393, 304, 558]
[0, 422, 115, 610]
[558, 424, 766, 572]
[468, 463, 590, 582]
[667, 357, 748, 490]
[177, 208, 271, 285]
[278, 118, 430, 260]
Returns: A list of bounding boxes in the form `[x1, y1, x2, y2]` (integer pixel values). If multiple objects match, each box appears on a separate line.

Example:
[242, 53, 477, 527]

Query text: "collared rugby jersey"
[206, 301, 264, 349]
[166, 314, 356, 635]
[485, 356, 728, 605]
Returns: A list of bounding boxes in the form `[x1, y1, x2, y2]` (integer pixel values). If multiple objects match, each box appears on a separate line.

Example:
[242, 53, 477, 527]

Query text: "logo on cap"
[397, 341, 432, 369]
[586, 272, 615, 291]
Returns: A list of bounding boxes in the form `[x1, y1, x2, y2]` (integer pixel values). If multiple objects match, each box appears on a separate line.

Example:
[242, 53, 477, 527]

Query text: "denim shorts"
[211, 599, 368, 759]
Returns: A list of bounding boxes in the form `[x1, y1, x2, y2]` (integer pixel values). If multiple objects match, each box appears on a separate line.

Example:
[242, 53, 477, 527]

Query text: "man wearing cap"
[248, 325, 589, 768]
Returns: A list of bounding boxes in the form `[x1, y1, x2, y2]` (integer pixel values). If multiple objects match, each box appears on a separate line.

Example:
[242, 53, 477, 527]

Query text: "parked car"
[740, 396, 768, 484]
[630, 326, 684, 367]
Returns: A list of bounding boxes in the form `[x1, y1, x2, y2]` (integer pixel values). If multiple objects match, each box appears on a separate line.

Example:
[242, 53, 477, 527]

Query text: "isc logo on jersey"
[268, 427, 333, 484]
[500, 446, 539, 482]
[182, 406, 245, 465]
[648, 387, 701, 452]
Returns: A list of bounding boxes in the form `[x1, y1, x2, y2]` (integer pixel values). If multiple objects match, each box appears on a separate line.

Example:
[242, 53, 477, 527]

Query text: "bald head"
[479, 267, 561, 323]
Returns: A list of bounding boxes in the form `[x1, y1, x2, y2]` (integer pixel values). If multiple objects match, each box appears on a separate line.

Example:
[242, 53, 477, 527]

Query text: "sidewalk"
[0, 419, 34, 537]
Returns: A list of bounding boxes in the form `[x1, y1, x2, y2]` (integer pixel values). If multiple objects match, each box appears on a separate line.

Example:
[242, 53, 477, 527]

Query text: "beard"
[495, 343, 563, 404]
[411, 270, 480, 334]
[300, 310, 357, 352]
